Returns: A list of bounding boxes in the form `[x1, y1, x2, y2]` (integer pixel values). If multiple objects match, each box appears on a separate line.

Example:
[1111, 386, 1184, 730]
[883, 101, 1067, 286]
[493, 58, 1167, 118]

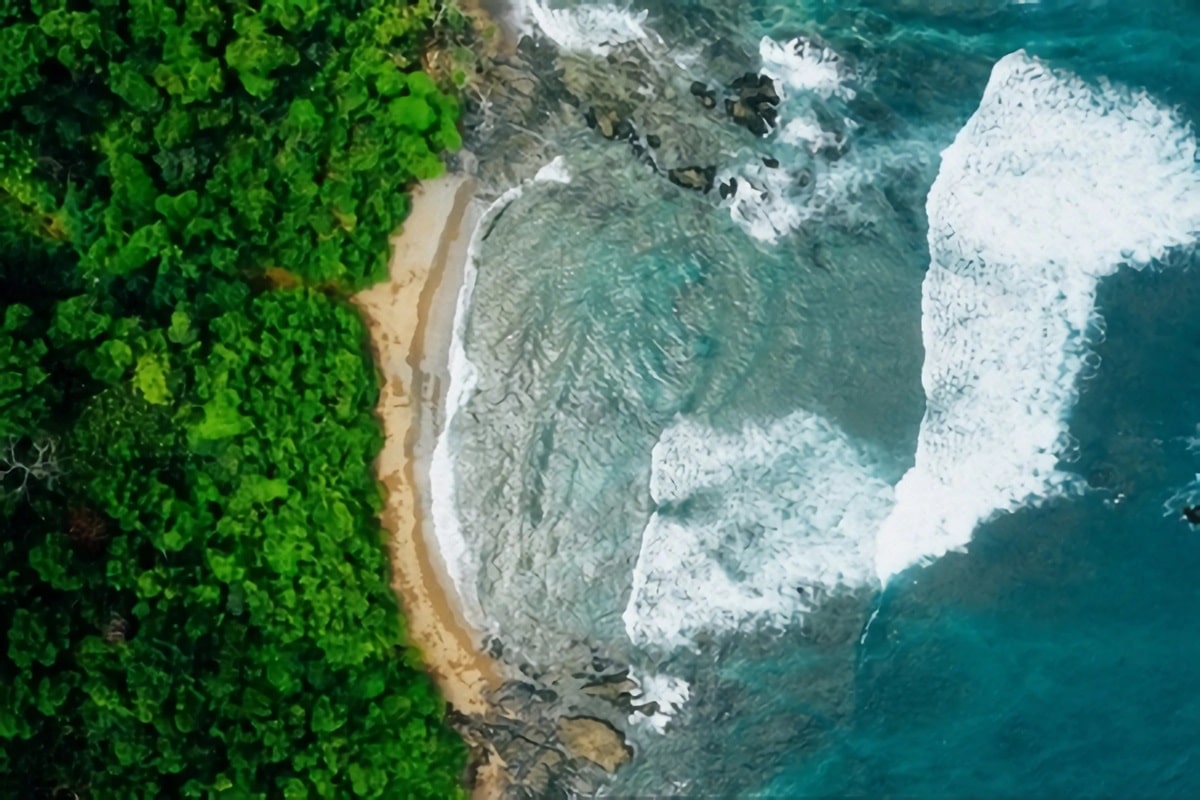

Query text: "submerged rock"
[581, 675, 638, 704]
[585, 107, 624, 140]
[668, 165, 717, 193]
[556, 716, 632, 772]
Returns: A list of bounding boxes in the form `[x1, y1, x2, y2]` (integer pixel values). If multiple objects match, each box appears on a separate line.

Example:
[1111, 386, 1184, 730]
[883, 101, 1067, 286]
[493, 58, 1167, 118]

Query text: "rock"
[614, 117, 636, 141]
[690, 80, 718, 110]
[590, 653, 615, 673]
[725, 73, 781, 137]
[556, 716, 632, 773]
[762, 156, 780, 168]
[581, 677, 638, 703]
[633, 700, 659, 717]
[586, 108, 622, 140]
[485, 637, 504, 659]
[597, 114, 616, 139]
[725, 99, 769, 136]
[667, 165, 716, 193]
[718, 178, 738, 199]
[646, 133, 661, 148]
[1183, 506, 1200, 524]
[730, 71, 764, 90]
[521, 749, 566, 796]
[732, 72, 781, 106]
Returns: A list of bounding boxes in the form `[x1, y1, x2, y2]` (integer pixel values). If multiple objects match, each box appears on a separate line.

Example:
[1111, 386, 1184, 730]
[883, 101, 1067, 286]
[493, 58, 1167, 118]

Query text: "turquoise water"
[447, 0, 1200, 794]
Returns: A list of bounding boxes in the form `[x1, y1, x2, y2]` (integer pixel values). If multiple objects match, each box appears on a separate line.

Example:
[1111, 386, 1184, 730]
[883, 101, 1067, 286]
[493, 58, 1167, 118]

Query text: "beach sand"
[354, 175, 506, 796]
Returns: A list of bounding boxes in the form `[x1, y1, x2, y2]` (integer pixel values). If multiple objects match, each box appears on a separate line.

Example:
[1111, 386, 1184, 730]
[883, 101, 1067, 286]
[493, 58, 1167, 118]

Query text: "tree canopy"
[1, 1, 469, 796]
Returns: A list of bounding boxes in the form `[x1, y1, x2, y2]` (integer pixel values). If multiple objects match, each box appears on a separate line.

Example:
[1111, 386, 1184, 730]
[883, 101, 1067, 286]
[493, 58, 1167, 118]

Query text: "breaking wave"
[876, 50, 1200, 583]
[623, 411, 893, 650]
[625, 50, 1200, 650]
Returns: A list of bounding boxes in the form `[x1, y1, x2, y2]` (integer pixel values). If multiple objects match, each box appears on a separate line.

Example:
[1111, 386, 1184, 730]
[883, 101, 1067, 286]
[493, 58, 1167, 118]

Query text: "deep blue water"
[446, 1, 1200, 795]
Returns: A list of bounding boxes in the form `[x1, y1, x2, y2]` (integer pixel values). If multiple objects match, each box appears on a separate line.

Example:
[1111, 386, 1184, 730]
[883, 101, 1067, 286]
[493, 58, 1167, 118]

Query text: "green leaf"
[110, 61, 161, 112]
[206, 552, 237, 583]
[387, 95, 435, 132]
[137, 571, 162, 598]
[190, 389, 250, 442]
[133, 352, 171, 404]
[238, 475, 289, 505]
[51, 295, 110, 343]
[2, 305, 32, 333]
[28, 538, 83, 590]
[167, 309, 197, 345]
[310, 696, 341, 733]
[91, 338, 134, 384]
[281, 778, 309, 800]
[154, 190, 200, 228]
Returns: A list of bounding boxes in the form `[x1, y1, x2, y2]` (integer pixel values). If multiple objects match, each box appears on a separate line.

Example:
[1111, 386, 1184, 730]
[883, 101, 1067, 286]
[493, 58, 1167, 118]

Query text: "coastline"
[353, 175, 506, 794]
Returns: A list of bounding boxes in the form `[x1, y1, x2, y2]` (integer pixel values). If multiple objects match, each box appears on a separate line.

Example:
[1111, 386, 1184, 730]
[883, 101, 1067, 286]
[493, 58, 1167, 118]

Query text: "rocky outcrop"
[556, 716, 632, 772]
[725, 72, 780, 137]
[448, 644, 643, 798]
[585, 107, 632, 140]
[581, 675, 637, 704]
[578, 69, 787, 203]
[668, 165, 717, 193]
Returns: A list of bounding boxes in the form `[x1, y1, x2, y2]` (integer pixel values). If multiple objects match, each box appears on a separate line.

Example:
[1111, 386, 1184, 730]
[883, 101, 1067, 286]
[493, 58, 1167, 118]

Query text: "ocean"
[438, 0, 1200, 795]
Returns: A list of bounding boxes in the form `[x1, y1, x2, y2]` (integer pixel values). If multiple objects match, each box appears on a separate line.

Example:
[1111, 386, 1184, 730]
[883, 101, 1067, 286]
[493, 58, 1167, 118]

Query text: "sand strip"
[354, 175, 500, 719]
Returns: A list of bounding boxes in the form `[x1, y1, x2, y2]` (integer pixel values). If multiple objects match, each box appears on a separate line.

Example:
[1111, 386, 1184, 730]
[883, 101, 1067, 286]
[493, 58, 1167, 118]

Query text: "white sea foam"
[719, 155, 872, 244]
[1163, 477, 1200, 520]
[520, 0, 655, 56]
[628, 670, 691, 734]
[430, 157, 573, 630]
[1162, 427, 1200, 517]
[721, 36, 860, 242]
[875, 51, 1200, 584]
[623, 411, 893, 650]
[759, 36, 854, 102]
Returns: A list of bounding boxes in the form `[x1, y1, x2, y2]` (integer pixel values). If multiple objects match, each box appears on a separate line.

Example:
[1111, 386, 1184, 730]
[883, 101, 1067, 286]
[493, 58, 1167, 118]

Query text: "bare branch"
[0, 435, 62, 499]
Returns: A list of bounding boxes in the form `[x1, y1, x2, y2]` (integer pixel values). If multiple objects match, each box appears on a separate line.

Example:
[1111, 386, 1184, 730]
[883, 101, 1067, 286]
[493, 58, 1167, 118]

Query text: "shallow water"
[443, 1, 1200, 794]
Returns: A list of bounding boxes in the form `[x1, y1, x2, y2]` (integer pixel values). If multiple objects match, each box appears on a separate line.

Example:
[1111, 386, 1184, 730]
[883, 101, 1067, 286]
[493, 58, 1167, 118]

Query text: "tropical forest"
[0, 0, 470, 796]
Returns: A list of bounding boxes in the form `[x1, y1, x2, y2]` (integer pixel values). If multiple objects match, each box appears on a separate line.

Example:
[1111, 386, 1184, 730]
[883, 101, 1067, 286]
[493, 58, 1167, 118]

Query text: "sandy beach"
[353, 175, 506, 795]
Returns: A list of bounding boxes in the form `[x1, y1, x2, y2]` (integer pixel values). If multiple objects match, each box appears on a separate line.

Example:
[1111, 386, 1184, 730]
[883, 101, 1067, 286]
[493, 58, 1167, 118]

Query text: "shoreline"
[353, 175, 506, 795]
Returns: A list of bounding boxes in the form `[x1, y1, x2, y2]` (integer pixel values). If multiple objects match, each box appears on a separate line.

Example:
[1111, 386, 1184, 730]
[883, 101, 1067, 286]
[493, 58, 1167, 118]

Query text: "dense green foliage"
[1, 1, 468, 797]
